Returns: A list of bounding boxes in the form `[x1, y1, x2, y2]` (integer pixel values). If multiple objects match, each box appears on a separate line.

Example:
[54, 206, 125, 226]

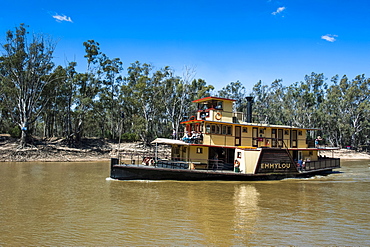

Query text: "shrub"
[120, 133, 138, 142]
[9, 126, 21, 138]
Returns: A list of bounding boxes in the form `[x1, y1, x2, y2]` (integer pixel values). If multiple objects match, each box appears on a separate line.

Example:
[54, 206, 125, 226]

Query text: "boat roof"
[151, 138, 189, 145]
[192, 96, 236, 103]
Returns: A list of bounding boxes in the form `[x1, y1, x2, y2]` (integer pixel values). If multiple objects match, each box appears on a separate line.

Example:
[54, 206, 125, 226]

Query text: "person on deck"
[189, 131, 198, 143]
[195, 132, 203, 144]
[297, 159, 303, 171]
[182, 131, 190, 143]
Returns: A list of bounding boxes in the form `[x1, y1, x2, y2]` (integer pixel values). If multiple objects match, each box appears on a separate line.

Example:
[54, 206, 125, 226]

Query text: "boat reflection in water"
[233, 185, 260, 239]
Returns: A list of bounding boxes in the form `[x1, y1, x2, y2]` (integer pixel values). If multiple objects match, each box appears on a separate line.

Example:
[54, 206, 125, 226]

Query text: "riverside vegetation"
[1, 24, 369, 154]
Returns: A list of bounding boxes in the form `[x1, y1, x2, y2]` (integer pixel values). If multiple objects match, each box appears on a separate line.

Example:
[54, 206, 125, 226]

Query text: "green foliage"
[0, 24, 369, 149]
[9, 126, 21, 138]
[0, 24, 57, 147]
[120, 133, 139, 142]
[217, 80, 246, 111]
[248, 73, 370, 149]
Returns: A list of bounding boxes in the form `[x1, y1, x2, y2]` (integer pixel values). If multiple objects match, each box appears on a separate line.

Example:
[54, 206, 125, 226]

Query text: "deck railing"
[155, 158, 234, 171]
[303, 158, 340, 171]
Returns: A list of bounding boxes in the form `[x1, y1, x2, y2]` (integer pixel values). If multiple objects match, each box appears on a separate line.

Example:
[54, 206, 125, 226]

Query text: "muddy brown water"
[0, 160, 369, 246]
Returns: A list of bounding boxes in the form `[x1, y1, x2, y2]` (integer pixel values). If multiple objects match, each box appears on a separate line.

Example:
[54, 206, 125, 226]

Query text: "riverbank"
[319, 149, 370, 160]
[0, 137, 168, 162]
[0, 137, 369, 162]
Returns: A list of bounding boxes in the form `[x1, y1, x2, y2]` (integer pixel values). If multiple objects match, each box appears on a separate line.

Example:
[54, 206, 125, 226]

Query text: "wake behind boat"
[110, 96, 340, 181]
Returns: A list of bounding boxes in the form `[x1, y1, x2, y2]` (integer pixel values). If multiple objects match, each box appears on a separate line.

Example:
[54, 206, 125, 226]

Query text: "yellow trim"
[237, 146, 257, 149]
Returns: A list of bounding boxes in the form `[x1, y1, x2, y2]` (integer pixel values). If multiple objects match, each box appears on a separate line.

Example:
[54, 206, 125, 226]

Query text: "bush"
[120, 133, 138, 142]
[9, 126, 21, 138]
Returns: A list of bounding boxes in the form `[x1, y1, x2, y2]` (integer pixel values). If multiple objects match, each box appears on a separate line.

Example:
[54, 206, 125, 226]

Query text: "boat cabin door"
[252, 127, 258, 147]
[235, 126, 241, 146]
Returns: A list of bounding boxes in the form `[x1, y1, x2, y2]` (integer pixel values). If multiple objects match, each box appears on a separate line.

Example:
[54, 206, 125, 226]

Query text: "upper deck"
[180, 96, 337, 157]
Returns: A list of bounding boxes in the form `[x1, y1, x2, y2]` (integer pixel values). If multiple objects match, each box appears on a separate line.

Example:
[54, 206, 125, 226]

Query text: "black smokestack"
[245, 96, 254, 123]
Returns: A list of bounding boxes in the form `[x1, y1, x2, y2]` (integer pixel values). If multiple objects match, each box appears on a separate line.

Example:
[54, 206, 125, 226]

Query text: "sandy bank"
[0, 137, 168, 162]
[320, 149, 370, 160]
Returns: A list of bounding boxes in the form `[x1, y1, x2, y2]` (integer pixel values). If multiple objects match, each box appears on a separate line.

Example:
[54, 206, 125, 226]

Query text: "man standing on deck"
[298, 159, 303, 171]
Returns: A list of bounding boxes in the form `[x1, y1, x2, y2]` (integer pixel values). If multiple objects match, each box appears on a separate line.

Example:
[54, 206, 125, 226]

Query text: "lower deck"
[112, 138, 340, 180]
[110, 160, 339, 181]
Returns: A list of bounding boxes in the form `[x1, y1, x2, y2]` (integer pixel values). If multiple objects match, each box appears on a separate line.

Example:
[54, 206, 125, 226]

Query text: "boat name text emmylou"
[260, 163, 291, 169]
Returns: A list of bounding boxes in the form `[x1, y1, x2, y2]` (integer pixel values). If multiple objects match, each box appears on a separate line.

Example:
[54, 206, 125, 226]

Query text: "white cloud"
[321, 34, 338, 42]
[272, 6, 286, 15]
[52, 14, 73, 23]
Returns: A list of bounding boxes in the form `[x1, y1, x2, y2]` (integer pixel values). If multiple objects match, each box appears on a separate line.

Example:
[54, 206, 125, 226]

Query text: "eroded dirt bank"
[0, 137, 170, 162]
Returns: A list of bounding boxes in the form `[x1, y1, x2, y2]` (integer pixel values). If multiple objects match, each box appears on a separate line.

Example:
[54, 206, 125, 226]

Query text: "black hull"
[110, 164, 334, 181]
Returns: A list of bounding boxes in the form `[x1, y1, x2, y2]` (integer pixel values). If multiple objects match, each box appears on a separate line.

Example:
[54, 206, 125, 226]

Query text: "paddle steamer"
[110, 96, 340, 181]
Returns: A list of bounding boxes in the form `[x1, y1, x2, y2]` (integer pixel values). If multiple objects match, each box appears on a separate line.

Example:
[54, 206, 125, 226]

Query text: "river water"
[0, 160, 369, 246]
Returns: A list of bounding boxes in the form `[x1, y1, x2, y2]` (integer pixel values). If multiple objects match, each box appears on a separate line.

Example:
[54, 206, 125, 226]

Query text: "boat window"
[196, 148, 203, 154]
[199, 103, 208, 110]
[285, 130, 289, 135]
[227, 126, 232, 135]
[242, 127, 248, 133]
[215, 124, 221, 134]
[222, 125, 227, 135]
[271, 129, 277, 147]
[237, 152, 242, 158]
[298, 130, 302, 135]
[215, 101, 223, 109]
[211, 125, 216, 133]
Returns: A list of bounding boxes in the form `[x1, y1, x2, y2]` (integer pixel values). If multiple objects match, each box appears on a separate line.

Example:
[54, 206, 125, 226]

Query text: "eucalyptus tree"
[63, 62, 77, 141]
[251, 79, 289, 125]
[161, 75, 214, 140]
[325, 74, 370, 148]
[251, 80, 273, 124]
[96, 54, 123, 139]
[121, 61, 156, 143]
[0, 24, 58, 147]
[73, 40, 102, 141]
[217, 80, 246, 112]
[282, 73, 326, 130]
[158, 66, 198, 140]
[38, 65, 68, 138]
[159, 70, 183, 139]
[321, 75, 344, 146]
[187, 78, 214, 115]
[345, 75, 370, 148]
[121, 63, 214, 143]
[150, 66, 178, 138]
[301, 72, 327, 129]
[266, 79, 287, 125]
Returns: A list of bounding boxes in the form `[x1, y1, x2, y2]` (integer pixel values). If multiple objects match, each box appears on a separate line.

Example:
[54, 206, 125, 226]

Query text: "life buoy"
[149, 159, 155, 166]
[215, 112, 222, 120]
[142, 157, 149, 165]
[234, 159, 240, 167]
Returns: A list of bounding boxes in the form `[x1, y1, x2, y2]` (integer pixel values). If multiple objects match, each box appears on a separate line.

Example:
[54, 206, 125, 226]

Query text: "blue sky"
[1, 0, 370, 91]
